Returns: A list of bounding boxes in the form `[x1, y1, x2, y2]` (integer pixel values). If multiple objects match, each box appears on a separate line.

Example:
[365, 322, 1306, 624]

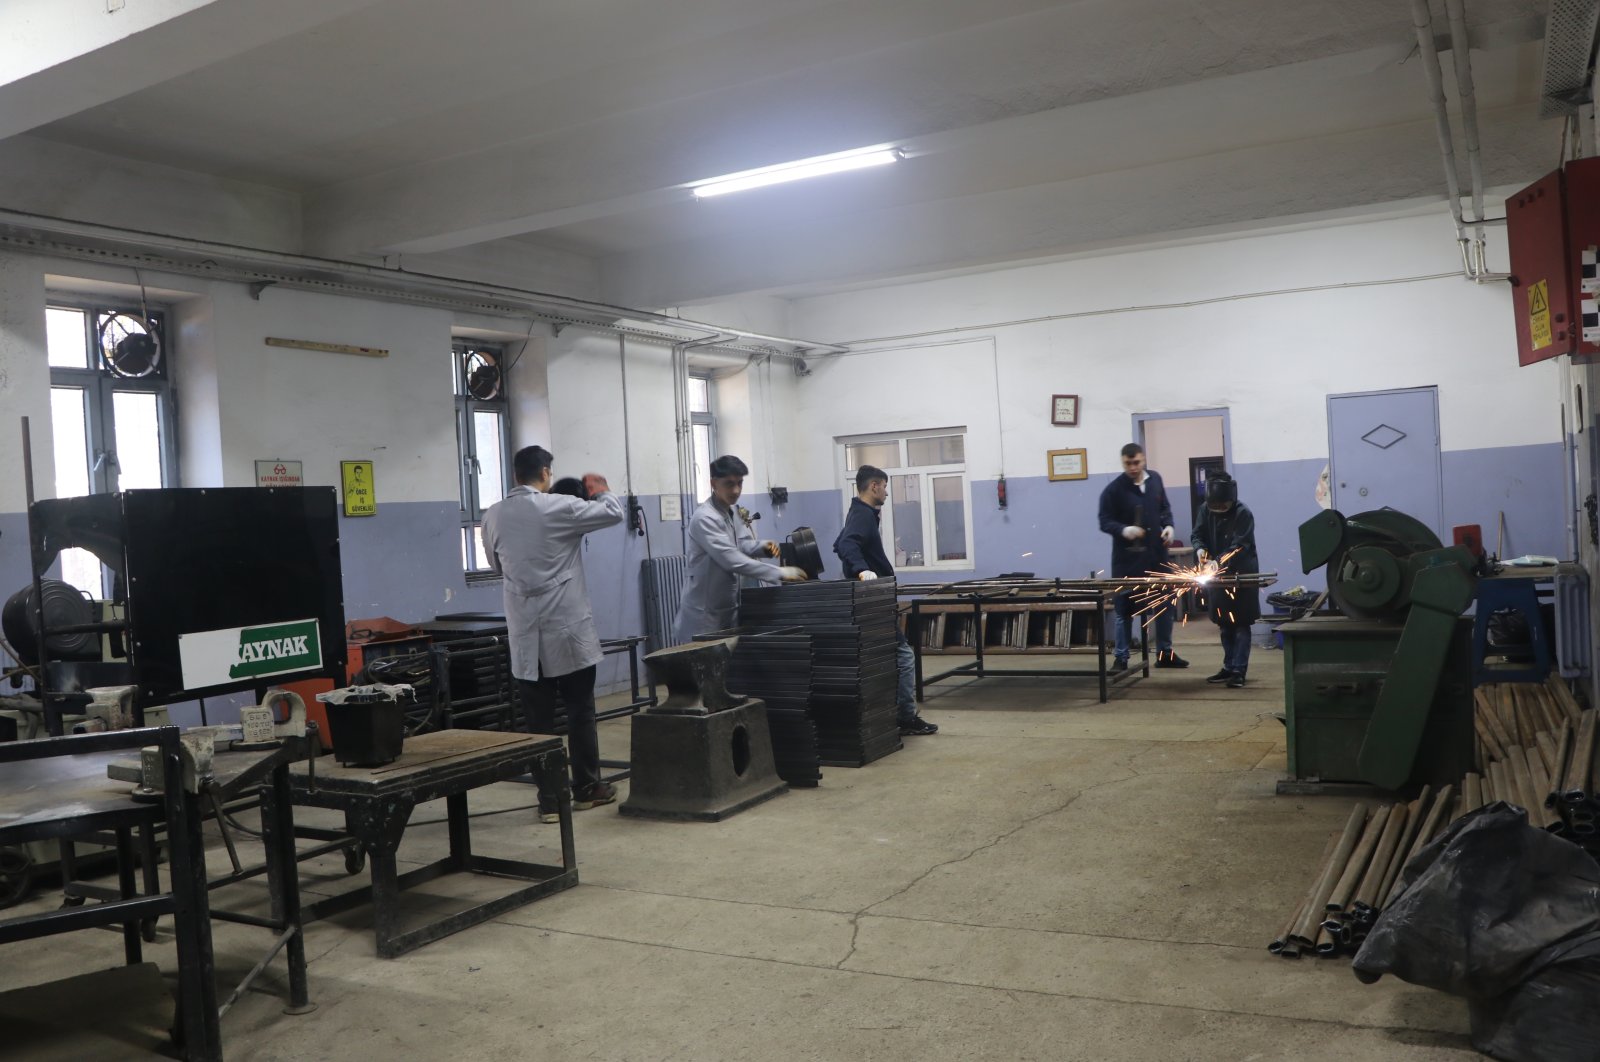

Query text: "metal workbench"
[289, 729, 578, 958]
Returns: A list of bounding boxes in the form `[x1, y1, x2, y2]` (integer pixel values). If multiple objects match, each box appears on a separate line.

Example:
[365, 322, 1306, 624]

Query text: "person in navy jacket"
[833, 465, 938, 736]
[1096, 442, 1189, 672]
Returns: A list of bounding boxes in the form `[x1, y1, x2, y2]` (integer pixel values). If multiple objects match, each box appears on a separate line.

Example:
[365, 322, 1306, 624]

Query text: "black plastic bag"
[1352, 803, 1600, 1062]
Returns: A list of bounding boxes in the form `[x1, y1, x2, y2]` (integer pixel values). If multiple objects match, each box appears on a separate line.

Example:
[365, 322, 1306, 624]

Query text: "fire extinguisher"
[997, 475, 1008, 510]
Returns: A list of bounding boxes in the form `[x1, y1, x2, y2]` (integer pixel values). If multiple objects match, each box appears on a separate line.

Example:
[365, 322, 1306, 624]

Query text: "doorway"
[1134, 409, 1230, 534]
[1326, 386, 1443, 536]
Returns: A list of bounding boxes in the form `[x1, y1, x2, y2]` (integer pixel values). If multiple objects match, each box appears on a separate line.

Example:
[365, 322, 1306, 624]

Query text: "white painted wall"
[783, 211, 1559, 491]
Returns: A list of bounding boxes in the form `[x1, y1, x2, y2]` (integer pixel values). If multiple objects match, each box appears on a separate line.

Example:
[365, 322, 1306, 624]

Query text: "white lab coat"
[673, 498, 780, 643]
[481, 485, 625, 680]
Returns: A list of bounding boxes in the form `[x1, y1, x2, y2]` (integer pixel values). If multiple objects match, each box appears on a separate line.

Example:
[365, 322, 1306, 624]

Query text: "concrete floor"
[0, 630, 1478, 1061]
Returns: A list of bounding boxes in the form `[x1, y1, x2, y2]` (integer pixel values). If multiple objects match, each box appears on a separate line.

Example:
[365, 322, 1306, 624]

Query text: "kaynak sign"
[179, 619, 323, 689]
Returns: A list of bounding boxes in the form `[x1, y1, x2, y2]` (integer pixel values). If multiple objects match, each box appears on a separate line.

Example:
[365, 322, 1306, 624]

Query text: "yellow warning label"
[1529, 279, 1553, 349]
[341, 460, 376, 517]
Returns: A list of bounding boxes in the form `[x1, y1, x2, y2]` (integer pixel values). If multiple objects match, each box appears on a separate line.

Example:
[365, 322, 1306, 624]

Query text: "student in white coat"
[673, 455, 807, 644]
[482, 445, 625, 818]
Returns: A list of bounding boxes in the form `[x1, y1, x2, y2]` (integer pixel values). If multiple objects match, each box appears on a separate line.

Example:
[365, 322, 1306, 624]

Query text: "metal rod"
[1564, 709, 1596, 804]
[1291, 804, 1367, 946]
[1377, 791, 1429, 909]
[216, 925, 297, 1019]
[1352, 803, 1408, 915]
[1326, 805, 1389, 913]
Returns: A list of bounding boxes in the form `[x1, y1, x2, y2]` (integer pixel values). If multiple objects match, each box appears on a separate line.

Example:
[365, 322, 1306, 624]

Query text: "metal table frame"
[0, 727, 314, 1061]
[290, 732, 578, 959]
[908, 587, 1149, 704]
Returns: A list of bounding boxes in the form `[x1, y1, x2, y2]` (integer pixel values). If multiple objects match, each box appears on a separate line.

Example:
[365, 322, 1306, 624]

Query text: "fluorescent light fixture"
[690, 145, 902, 198]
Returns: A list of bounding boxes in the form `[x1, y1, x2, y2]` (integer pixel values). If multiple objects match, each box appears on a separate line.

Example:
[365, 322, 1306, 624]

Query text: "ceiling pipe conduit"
[0, 208, 840, 360]
[1410, 0, 1473, 273]
[1445, 0, 1512, 283]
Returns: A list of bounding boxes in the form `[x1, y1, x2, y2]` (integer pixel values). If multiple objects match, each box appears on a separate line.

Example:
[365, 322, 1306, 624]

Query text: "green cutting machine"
[1279, 508, 1478, 791]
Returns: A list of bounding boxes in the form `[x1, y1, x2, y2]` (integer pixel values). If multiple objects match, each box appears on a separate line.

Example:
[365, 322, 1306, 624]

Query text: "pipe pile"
[1273, 677, 1595, 959]
[1474, 678, 1596, 837]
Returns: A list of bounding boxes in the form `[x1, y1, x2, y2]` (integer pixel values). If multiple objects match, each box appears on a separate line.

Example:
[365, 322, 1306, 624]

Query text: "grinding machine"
[1280, 508, 1478, 792]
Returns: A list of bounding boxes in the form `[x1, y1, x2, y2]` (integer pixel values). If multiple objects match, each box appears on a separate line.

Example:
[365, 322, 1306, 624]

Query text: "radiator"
[1555, 565, 1592, 678]
[641, 555, 689, 654]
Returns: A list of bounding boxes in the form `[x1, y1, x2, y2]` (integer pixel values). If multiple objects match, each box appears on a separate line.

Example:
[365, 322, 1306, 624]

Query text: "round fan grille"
[98, 312, 161, 378]
[463, 349, 501, 400]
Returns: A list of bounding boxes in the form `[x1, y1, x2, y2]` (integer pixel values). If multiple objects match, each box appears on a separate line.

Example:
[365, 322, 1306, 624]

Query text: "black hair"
[513, 445, 554, 484]
[856, 465, 888, 492]
[1120, 443, 1144, 460]
[709, 455, 749, 479]
[550, 476, 588, 499]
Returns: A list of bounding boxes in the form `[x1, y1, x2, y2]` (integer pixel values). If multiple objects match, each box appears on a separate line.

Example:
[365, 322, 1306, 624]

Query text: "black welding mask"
[1205, 473, 1237, 512]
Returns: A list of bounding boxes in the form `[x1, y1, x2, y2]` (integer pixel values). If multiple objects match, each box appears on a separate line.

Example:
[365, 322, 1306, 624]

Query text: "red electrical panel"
[1506, 158, 1600, 366]
[1507, 167, 1575, 365]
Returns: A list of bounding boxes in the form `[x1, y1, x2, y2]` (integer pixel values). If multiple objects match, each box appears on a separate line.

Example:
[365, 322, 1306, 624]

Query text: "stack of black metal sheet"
[741, 579, 902, 767]
[723, 627, 822, 787]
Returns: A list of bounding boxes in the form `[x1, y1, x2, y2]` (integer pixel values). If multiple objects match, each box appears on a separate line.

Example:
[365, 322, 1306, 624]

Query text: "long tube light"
[690, 145, 902, 198]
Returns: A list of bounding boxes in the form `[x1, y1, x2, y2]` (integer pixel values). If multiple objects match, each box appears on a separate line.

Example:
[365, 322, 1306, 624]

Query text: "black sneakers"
[1154, 650, 1190, 669]
[1226, 673, 1247, 689]
[900, 715, 939, 736]
[1205, 668, 1232, 684]
[1109, 658, 1129, 673]
[573, 782, 618, 810]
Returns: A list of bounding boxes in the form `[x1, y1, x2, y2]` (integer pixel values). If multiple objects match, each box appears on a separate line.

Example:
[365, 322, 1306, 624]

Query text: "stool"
[1471, 577, 1552, 685]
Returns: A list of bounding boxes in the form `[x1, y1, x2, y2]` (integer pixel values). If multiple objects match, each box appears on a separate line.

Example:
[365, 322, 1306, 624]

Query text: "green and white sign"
[179, 619, 322, 689]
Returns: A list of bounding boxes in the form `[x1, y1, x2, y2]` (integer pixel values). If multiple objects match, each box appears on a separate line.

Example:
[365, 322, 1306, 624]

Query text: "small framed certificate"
[1047, 448, 1088, 482]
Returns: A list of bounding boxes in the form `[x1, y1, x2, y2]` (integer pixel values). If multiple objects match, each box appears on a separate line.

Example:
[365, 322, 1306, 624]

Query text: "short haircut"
[549, 476, 588, 499]
[513, 445, 554, 484]
[709, 455, 749, 479]
[856, 465, 888, 492]
[1120, 443, 1144, 460]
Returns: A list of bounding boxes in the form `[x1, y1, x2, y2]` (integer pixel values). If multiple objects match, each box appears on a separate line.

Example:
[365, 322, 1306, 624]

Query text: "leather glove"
[857, 571, 879, 581]
[1160, 525, 1175, 545]
[1121, 526, 1144, 541]
[778, 566, 808, 582]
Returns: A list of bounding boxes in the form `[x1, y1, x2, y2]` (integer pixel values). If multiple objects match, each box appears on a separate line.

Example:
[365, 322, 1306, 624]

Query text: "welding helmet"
[1204, 473, 1237, 512]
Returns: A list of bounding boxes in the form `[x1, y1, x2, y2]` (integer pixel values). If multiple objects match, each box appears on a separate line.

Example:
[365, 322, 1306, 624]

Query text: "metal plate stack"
[724, 627, 822, 787]
[741, 579, 903, 767]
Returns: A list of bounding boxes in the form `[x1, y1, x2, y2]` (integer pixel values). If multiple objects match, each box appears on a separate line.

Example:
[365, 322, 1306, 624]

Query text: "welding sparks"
[1120, 549, 1242, 629]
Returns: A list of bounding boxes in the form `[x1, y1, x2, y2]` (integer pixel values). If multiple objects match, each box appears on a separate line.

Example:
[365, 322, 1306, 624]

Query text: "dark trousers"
[518, 666, 601, 804]
[1219, 622, 1252, 676]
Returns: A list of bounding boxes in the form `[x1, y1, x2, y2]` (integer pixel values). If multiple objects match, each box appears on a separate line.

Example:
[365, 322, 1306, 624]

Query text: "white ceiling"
[0, 0, 1564, 307]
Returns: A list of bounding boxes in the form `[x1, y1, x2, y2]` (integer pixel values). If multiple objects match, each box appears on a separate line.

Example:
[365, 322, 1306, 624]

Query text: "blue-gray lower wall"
[0, 443, 1566, 707]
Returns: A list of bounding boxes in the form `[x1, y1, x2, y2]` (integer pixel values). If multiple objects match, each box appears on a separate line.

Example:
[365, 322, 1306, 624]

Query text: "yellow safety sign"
[341, 460, 377, 517]
[1529, 279, 1553, 350]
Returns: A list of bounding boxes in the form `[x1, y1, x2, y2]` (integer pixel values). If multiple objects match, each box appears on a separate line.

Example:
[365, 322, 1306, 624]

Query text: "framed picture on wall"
[1047, 448, 1088, 481]
[1051, 394, 1080, 426]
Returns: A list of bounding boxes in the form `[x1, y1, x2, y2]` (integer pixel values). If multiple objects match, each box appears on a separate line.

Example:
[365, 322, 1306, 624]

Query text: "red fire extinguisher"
[997, 475, 1008, 510]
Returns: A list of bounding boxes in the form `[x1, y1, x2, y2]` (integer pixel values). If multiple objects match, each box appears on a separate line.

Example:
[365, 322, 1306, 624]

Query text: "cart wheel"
[0, 847, 32, 908]
[343, 846, 366, 875]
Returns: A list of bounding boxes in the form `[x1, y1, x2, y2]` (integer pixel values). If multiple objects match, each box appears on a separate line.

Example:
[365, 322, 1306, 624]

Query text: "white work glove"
[858, 571, 878, 581]
[1195, 548, 1210, 565]
[778, 566, 808, 583]
[1121, 525, 1145, 541]
[1160, 525, 1174, 545]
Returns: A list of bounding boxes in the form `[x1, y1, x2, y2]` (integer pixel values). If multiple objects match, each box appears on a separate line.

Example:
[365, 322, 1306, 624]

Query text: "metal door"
[1327, 387, 1443, 535]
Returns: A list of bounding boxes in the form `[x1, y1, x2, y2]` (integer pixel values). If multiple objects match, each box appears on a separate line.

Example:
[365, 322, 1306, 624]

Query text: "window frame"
[453, 342, 512, 577]
[46, 299, 179, 597]
[838, 428, 973, 573]
[689, 373, 716, 497]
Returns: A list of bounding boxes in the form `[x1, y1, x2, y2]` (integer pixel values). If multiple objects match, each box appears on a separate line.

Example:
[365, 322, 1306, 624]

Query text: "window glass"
[692, 424, 713, 497]
[845, 441, 899, 471]
[932, 474, 968, 561]
[46, 308, 88, 368]
[688, 376, 711, 414]
[473, 410, 505, 510]
[50, 387, 90, 498]
[111, 391, 163, 490]
[891, 474, 924, 568]
[907, 434, 965, 466]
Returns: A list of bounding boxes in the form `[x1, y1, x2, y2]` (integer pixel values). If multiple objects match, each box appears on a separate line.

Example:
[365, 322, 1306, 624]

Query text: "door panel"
[1328, 388, 1443, 535]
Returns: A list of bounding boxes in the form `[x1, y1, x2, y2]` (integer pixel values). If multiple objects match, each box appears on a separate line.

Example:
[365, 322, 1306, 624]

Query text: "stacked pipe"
[1272, 676, 1594, 959]
[1474, 678, 1596, 839]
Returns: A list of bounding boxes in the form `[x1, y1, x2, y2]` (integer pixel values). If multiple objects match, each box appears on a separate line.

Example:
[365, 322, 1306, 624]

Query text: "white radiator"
[1555, 565, 1591, 678]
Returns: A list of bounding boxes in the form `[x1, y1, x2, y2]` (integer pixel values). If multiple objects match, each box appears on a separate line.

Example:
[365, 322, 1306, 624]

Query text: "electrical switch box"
[1507, 158, 1600, 366]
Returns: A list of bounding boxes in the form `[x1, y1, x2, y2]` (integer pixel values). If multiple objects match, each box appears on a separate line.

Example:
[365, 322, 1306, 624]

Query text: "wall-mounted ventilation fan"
[98, 311, 161, 378]
[464, 349, 502, 400]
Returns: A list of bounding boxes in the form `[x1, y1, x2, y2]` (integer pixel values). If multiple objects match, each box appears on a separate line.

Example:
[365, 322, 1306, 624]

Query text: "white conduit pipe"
[1410, 0, 1473, 274]
[1444, 0, 1488, 248]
